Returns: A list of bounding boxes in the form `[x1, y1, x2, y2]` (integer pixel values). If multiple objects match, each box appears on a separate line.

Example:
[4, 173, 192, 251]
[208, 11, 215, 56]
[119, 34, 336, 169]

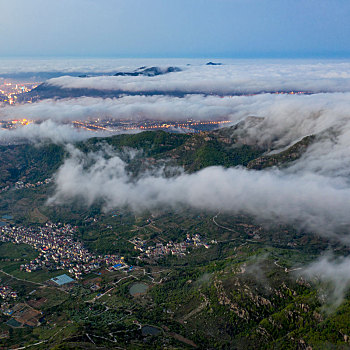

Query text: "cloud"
[46, 61, 350, 94]
[302, 254, 350, 310]
[2, 92, 350, 147]
[3, 59, 350, 307]
[0, 95, 244, 122]
[3, 60, 350, 244]
[3, 61, 350, 153]
[42, 82, 350, 244]
[49, 146, 350, 242]
[0, 120, 108, 144]
[228, 92, 350, 153]
[3, 92, 350, 178]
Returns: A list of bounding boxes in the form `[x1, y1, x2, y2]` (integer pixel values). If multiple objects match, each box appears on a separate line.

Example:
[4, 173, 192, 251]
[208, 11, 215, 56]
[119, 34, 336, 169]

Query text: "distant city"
[0, 81, 39, 105]
[0, 79, 312, 135]
[72, 119, 232, 133]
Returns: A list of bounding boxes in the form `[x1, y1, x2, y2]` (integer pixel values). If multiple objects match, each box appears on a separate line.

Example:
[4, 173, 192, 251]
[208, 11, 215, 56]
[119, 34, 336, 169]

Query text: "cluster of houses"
[14, 178, 52, 190]
[131, 233, 209, 259]
[0, 302, 14, 317]
[0, 177, 52, 193]
[0, 285, 17, 299]
[0, 222, 125, 280]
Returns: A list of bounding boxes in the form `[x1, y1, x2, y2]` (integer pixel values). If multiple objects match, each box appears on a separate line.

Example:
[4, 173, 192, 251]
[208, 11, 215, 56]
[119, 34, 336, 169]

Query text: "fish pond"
[129, 283, 148, 296]
[141, 325, 162, 336]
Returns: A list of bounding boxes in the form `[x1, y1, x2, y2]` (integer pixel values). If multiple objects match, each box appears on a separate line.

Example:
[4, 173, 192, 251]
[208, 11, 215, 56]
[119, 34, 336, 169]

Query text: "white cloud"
[49, 146, 350, 242]
[0, 95, 242, 122]
[302, 254, 350, 310]
[42, 79, 350, 242]
[2, 92, 350, 150]
[3, 60, 350, 241]
[46, 61, 350, 94]
[0, 120, 108, 144]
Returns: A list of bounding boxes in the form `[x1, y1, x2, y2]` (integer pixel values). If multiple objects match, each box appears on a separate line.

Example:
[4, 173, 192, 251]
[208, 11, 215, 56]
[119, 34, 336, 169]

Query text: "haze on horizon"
[1, 0, 350, 59]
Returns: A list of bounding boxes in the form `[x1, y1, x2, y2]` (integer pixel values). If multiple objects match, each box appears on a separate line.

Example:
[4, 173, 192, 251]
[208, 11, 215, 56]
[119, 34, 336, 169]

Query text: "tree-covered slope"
[0, 127, 317, 189]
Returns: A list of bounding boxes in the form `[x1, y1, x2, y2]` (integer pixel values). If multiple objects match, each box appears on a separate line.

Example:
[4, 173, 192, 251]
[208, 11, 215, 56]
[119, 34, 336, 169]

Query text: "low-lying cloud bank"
[48, 124, 350, 303]
[46, 61, 350, 94]
[302, 254, 350, 310]
[0, 120, 108, 144]
[3, 59, 350, 304]
[3, 60, 350, 149]
[3, 62, 350, 233]
[49, 146, 350, 242]
[3, 92, 350, 151]
[40, 81, 350, 242]
[0, 95, 243, 122]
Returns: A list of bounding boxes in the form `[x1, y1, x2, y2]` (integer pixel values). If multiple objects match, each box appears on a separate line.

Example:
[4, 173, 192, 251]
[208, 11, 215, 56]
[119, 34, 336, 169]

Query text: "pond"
[129, 282, 148, 296]
[2, 215, 13, 220]
[7, 318, 22, 328]
[141, 325, 162, 336]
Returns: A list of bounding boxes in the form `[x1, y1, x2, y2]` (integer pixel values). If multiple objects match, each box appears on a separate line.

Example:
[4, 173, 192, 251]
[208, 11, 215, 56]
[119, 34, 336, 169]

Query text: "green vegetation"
[0, 242, 37, 260]
[247, 135, 316, 170]
[79, 130, 190, 157]
[1, 128, 349, 349]
[0, 143, 64, 187]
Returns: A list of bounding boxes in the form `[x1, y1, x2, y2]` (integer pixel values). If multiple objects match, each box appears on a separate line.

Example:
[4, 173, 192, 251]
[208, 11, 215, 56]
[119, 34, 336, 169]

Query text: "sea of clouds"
[2, 59, 350, 303]
[43, 60, 350, 94]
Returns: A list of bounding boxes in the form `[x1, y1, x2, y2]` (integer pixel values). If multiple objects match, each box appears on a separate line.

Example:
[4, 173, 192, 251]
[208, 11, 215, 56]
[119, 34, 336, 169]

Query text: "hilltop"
[0, 125, 316, 190]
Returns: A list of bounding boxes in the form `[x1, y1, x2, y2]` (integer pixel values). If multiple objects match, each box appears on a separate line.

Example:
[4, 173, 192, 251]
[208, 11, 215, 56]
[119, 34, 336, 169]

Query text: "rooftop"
[50, 274, 74, 286]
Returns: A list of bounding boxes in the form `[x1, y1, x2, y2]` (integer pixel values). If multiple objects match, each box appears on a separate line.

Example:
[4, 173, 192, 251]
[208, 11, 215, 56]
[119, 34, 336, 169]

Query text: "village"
[0, 285, 17, 300]
[0, 218, 214, 335]
[130, 233, 211, 260]
[0, 177, 52, 193]
[0, 222, 127, 279]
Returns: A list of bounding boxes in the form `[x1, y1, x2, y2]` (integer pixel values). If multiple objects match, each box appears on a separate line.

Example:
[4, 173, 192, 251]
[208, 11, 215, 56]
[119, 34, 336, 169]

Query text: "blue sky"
[1, 0, 350, 58]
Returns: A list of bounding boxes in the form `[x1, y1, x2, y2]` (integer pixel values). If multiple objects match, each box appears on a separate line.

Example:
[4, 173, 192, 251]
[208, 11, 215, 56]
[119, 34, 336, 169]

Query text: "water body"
[7, 318, 22, 328]
[141, 325, 162, 336]
[0, 222, 6, 227]
[129, 283, 148, 296]
[2, 215, 13, 220]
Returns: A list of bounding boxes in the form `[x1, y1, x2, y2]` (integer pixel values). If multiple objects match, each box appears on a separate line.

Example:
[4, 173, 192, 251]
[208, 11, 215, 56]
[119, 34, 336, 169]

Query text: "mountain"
[206, 61, 222, 66]
[17, 67, 183, 101]
[17, 81, 190, 101]
[0, 126, 315, 189]
[0, 143, 64, 188]
[1, 127, 349, 350]
[114, 66, 182, 77]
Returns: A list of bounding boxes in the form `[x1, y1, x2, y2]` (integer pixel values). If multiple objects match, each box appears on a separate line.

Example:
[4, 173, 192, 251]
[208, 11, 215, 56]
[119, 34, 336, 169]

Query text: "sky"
[1, 0, 350, 58]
